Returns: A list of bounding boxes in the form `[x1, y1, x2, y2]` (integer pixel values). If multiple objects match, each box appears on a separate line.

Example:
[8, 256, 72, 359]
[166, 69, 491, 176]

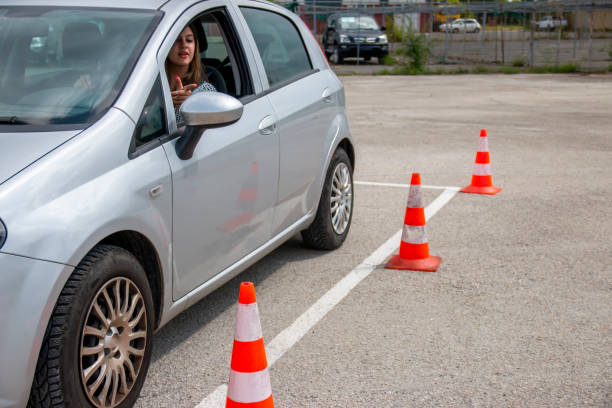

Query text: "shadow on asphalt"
[150, 236, 326, 362]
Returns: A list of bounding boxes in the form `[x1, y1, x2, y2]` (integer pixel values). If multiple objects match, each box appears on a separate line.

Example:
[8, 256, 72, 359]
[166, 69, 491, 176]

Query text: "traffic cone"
[226, 282, 274, 408]
[385, 173, 441, 272]
[461, 129, 502, 195]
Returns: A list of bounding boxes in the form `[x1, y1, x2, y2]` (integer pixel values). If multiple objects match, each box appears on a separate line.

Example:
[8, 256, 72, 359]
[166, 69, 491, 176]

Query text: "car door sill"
[159, 210, 315, 328]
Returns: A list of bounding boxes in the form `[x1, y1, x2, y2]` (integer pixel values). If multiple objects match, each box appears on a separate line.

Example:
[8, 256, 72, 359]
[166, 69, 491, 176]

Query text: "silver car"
[0, 0, 355, 406]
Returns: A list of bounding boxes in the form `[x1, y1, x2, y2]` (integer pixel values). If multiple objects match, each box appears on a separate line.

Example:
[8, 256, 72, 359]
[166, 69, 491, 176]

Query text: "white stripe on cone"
[473, 163, 492, 175]
[407, 185, 423, 208]
[227, 368, 272, 403]
[234, 303, 263, 342]
[478, 137, 489, 152]
[401, 225, 428, 244]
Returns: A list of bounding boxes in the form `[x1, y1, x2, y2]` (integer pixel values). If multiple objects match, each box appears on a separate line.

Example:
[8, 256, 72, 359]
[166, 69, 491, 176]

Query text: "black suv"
[322, 13, 389, 64]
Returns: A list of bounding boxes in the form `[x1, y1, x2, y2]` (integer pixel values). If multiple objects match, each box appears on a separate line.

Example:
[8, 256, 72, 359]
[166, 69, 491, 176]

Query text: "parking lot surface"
[135, 74, 612, 407]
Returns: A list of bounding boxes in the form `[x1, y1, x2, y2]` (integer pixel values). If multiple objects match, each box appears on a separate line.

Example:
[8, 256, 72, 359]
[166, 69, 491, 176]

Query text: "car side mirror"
[175, 91, 243, 160]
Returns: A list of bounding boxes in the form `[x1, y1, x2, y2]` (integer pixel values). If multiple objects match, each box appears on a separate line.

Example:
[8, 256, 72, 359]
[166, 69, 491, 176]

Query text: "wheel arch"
[337, 137, 355, 171]
[98, 231, 164, 329]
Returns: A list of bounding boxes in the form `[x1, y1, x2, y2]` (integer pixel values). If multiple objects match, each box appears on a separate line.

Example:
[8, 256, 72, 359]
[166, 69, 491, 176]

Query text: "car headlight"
[378, 34, 388, 44]
[0, 219, 6, 249]
[340, 34, 350, 44]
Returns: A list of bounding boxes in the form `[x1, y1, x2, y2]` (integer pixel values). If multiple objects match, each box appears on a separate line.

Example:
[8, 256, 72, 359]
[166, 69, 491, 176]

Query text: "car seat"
[191, 22, 227, 94]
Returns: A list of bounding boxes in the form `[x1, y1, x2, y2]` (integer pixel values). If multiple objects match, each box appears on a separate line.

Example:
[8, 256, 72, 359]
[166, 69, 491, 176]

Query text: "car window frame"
[128, 75, 170, 159]
[236, 4, 319, 95]
[155, 0, 263, 137]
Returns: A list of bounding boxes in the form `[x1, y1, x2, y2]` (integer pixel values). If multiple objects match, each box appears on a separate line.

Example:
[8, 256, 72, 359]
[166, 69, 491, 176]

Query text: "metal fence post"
[529, 10, 535, 67]
[588, 0, 593, 72]
[481, 11, 486, 63]
[501, 4, 505, 65]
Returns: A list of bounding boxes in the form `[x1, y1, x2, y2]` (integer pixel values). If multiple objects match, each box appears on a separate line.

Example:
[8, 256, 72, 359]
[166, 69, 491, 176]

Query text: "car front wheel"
[302, 148, 353, 250]
[28, 245, 154, 408]
[330, 44, 343, 65]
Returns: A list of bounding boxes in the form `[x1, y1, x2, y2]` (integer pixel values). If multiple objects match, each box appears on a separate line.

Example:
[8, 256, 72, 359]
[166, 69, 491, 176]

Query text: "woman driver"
[165, 23, 216, 122]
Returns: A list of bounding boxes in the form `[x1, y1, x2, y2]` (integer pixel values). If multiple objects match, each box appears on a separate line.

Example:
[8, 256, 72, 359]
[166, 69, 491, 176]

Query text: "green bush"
[472, 65, 490, 74]
[380, 55, 398, 66]
[527, 66, 547, 74]
[527, 64, 579, 74]
[385, 16, 404, 42]
[401, 29, 430, 73]
[512, 57, 527, 67]
[499, 66, 520, 74]
[609, 64, 612, 72]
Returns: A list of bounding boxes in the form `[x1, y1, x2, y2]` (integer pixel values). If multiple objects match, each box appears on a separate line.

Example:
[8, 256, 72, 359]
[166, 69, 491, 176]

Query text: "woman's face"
[168, 26, 195, 68]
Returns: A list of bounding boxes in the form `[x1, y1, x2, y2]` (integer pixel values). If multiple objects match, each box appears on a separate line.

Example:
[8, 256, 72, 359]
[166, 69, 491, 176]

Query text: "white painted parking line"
[355, 180, 461, 191]
[195, 186, 459, 408]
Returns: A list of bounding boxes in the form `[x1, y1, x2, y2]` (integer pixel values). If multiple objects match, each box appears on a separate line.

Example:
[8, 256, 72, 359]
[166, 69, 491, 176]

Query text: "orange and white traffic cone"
[226, 282, 274, 408]
[385, 173, 441, 272]
[461, 129, 502, 195]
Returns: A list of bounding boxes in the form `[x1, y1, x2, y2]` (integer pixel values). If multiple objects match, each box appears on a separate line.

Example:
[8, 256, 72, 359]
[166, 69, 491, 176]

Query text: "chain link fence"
[280, 0, 612, 71]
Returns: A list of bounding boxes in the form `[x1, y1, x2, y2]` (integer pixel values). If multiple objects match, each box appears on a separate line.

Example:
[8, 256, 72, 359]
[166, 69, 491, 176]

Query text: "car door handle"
[322, 88, 333, 103]
[258, 115, 276, 135]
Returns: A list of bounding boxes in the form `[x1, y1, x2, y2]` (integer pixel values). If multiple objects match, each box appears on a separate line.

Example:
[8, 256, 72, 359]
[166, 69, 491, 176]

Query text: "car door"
[158, 3, 279, 300]
[236, 3, 341, 236]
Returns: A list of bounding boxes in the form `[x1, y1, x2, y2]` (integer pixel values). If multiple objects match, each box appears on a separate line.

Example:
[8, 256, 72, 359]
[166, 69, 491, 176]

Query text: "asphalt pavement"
[135, 74, 612, 407]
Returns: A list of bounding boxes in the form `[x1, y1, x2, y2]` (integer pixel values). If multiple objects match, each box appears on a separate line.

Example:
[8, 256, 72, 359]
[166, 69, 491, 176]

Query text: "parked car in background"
[439, 18, 481, 33]
[322, 13, 389, 64]
[0, 0, 355, 407]
[535, 15, 567, 31]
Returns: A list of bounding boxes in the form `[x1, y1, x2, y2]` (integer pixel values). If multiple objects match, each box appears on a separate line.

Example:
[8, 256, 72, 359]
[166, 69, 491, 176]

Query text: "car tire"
[474, 28, 480, 33]
[331, 44, 343, 65]
[28, 245, 155, 408]
[453, 28, 459, 33]
[302, 148, 353, 250]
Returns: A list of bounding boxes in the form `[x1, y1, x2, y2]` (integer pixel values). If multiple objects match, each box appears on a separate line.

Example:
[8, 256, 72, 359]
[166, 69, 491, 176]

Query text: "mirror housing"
[175, 92, 243, 160]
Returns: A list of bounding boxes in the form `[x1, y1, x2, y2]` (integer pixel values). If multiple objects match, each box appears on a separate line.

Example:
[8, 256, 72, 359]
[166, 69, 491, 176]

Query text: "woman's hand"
[171, 76, 198, 107]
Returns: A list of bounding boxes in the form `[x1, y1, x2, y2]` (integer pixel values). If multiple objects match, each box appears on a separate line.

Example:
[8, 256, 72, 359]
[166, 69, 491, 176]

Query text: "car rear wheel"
[28, 245, 154, 408]
[302, 148, 353, 250]
[474, 28, 480, 33]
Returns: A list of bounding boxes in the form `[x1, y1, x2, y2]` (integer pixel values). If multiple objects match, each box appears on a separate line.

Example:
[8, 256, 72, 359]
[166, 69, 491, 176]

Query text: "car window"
[240, 7, 312, 87]
[0, 7, 160, 129]
[132, 76, 166, 150]
[338, 16, 379, 30]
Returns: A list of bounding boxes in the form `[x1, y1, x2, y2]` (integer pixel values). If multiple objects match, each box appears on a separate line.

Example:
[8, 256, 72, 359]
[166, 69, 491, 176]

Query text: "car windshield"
[0, 7, 160, 129]
[339, 16, 379, 30]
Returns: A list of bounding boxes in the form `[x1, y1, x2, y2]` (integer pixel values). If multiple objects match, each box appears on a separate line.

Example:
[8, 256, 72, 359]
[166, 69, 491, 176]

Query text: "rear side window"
[240, 7, 311, 87]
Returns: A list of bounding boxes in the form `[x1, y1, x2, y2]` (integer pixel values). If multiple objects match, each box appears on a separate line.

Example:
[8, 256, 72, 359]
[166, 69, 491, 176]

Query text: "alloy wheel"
[80, 277, 148, 408]
[330, 162, 352, 235]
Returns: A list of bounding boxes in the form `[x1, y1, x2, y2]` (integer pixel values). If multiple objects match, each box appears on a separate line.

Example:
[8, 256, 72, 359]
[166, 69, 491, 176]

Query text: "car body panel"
[0, 130, 79, 185]
[164, 94, 280, 300]
[0, 252, 74, 408]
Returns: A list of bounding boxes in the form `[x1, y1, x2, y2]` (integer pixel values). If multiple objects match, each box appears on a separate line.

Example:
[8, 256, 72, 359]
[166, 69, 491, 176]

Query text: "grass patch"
[472, 65, 491, 74]
[512, 57, 527, 67]
[527, 63, 579, 73]
[380, 55, 399, 66]
[498, 66, 521, 74]
[449, 67, 470, 74]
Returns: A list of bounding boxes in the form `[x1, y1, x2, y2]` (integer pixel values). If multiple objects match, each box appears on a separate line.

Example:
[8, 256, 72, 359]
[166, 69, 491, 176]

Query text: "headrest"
[188, 22, 207, 53]
[62, 22, 103, 62]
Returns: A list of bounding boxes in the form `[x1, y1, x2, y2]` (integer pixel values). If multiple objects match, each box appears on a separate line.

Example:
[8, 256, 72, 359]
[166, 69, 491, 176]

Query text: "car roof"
[0, 0, 168, 9]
